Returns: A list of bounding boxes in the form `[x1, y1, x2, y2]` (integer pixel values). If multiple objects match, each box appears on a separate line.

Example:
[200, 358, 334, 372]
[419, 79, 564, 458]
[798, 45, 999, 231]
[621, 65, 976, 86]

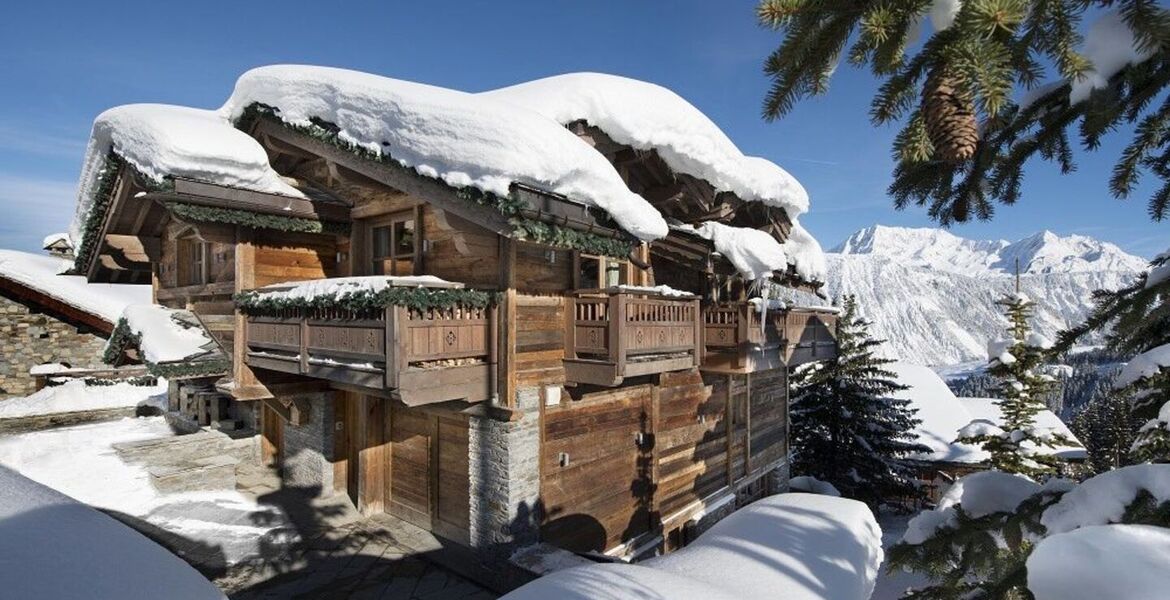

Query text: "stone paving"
[218, 463, 498, 600]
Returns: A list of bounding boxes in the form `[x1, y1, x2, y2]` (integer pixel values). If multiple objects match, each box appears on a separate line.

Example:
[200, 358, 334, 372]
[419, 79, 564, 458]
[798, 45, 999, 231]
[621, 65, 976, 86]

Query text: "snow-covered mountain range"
[812, 225, 1147, 366]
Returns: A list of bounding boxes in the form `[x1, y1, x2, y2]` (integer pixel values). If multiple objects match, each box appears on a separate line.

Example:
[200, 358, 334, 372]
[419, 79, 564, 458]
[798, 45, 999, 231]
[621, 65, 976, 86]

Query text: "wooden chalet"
[71, 67, 840, 590]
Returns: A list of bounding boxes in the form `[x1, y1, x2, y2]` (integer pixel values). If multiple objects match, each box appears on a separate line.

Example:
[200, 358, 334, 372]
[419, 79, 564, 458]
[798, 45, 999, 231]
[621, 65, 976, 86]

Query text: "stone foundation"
[766, 459, 791, 495]
[468, 388, 542, 556]
[0, 294, 108, 398]
[281, 392, 336, 494]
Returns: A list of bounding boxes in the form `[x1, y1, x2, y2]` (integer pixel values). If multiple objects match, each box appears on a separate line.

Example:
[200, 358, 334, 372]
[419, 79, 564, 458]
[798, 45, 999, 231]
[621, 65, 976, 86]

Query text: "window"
[576, 254, 629, 289]
[368, 211, 417, 276]
[178, 239, 211, 286]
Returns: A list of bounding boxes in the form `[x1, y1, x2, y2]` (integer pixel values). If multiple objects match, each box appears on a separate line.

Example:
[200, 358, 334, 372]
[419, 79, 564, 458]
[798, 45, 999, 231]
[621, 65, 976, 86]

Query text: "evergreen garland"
[790, 295, 930, 507]
[102, 317, 228, 378]
[165, 202, 350, 235]
[71, 152, 125, 274]
[234, 285, 498, 316]
[83, 375, 159, 387]
[236, 104, 635, 258]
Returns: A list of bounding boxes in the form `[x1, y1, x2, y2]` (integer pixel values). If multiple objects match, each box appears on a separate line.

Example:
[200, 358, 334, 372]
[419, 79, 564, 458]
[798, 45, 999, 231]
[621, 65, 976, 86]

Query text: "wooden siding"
[539, 367, 790, 554]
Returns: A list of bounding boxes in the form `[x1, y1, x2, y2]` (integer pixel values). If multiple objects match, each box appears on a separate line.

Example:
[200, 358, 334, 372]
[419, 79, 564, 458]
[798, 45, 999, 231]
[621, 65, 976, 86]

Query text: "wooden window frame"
[572, 252, 632, 290]
[365, 208, 421, 276]
[178, 238, 211, 287]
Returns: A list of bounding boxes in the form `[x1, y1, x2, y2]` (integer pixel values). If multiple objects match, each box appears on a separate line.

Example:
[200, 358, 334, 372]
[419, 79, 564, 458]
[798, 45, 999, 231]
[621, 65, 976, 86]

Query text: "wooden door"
[389, 407, 434, 529]
[540, 386, 655, 553]
[261, 402, 284, 469]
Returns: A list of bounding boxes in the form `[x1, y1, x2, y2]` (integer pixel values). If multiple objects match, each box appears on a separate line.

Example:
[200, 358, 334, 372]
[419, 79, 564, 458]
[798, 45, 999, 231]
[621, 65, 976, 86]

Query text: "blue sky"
[0, 0, 1163, 257]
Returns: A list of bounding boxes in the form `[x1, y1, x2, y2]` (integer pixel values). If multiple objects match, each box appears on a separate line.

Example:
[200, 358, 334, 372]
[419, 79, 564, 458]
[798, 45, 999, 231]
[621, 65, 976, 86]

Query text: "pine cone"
[923, 66, 978, 163]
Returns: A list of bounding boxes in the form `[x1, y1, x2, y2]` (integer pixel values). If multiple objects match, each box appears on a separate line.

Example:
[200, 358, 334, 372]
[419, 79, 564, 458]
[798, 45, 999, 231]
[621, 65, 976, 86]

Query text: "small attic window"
[177, 239, 211, 286]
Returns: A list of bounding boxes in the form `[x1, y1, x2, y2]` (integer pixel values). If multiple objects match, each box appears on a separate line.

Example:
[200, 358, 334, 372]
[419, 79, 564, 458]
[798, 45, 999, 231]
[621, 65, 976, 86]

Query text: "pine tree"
[790, 295, 930, 507]
[756, 0, 1170, 225]
[1071, 391, 1141, 474]
[957, 293, 1072, 475]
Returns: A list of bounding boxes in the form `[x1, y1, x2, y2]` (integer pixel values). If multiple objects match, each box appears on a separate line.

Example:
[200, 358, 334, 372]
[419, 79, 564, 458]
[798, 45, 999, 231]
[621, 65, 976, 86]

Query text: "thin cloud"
[0, 123, 87, 160]
[0, 174, 78, 252]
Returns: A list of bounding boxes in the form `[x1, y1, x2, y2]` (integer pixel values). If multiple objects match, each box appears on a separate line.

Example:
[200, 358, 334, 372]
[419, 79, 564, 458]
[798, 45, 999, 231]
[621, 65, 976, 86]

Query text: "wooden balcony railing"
[564, 287, 702, 386]
[244, 301, 495, 406]
[701, 302, 838, 373]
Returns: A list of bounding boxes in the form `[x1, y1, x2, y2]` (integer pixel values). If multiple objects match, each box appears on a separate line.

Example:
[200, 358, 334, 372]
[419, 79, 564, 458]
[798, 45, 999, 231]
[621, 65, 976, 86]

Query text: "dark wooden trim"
[254, 120, 515, 236]
[0, 276, 113, 335]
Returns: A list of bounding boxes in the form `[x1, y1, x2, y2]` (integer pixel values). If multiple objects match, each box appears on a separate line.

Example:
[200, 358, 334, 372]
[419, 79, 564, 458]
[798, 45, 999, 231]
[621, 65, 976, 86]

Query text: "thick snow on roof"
[220, 65, 667, 241]
[0, 465, 225, 600]
[0, 249, 150, 323]
[69, 103, 304, 248]
[958, 397, 1085, 459]
[648, 493, 883, 600]
[118, 304, 219, 364]
[696, 221, 791, 281]
[41, 232, 70, 249]
[1027, 524, 1170, 600]
[887, 363, 987, 463]
[482, 72, 809, 218]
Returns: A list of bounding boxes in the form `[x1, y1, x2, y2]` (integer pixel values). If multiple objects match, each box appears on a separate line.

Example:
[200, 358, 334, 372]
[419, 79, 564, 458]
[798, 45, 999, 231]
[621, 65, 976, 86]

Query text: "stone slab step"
[147, 455, 240, 494]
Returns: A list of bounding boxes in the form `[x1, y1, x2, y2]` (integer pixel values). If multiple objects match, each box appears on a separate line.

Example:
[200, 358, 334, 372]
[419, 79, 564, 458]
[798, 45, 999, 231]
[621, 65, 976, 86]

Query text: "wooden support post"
[385, 306, 400, 390]
[744, 374, 752, 476]
[726, 373, 735, 488]
[233, 227, 257, 391]
[691, 298, 702, 367]
[498, 238, 517, 408]
[564, 295, 576, 361]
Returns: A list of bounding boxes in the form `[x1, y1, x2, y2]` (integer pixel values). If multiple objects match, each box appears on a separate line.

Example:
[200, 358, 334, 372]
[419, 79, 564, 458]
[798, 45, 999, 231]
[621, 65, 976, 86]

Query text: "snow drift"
[501, 494, 882, 600]
[0, 465, 225, 600]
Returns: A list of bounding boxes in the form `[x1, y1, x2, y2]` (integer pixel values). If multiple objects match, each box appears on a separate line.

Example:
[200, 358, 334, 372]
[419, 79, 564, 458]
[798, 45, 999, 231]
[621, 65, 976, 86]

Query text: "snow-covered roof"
[112, 304, 222, 365]
[887, 363, 988, 464]
[671, 220, 827, 283]
[250, 274, 461, 303]
[41, 232, 71, 250]
[0, 466, 225, 600]
[958, 397, 1086, 460]
[69, 104, 304, 249]
[220, 65, 668, 241]
[482, 72, 809, 218]
[0, 249, 150, 324]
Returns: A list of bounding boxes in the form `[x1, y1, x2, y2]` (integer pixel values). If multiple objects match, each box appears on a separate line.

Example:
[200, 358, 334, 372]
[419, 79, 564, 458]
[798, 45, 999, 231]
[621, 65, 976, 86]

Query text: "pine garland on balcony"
[165, 202, 350, 235]
[236, 104, 635, 259]
[234, 285, 498, 316]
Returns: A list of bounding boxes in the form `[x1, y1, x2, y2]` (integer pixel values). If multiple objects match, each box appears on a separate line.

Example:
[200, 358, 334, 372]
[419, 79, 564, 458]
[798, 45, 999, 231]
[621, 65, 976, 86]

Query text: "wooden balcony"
[244, 302, 495, 406]
[701, 302, 838, 373]
[564, 288, 702, 386]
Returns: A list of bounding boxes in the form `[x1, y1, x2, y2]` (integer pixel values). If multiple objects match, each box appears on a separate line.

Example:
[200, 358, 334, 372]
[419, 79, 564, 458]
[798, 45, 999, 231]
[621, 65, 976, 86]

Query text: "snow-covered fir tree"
[957, 293, 1072, 475]
[790, 295, 929, 507]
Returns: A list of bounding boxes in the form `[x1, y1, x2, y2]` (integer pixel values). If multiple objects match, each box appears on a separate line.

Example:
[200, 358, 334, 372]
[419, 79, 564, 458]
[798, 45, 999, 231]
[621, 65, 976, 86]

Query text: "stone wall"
[281, 392, 336, 494]
[0, 294, 108, 398]
[468, 388, 541, 556]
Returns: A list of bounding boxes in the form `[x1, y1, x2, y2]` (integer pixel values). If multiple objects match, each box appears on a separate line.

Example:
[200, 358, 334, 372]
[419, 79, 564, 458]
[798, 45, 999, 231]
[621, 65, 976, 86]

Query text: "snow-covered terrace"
[68, 65, 825, 288]
[104, 304, 228, 378]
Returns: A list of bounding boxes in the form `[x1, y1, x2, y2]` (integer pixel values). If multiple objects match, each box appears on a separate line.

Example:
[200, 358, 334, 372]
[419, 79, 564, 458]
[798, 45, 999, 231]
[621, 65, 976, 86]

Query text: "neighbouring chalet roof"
[0, 249, 150, 331]
[219, 65, 667, 241]
[41, 232, 71, 251]
[104, 304, 228, 378]
[958, 397, 1086, 461]
[886, 363, 1085, 464]
[481, 72, 809, 217]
